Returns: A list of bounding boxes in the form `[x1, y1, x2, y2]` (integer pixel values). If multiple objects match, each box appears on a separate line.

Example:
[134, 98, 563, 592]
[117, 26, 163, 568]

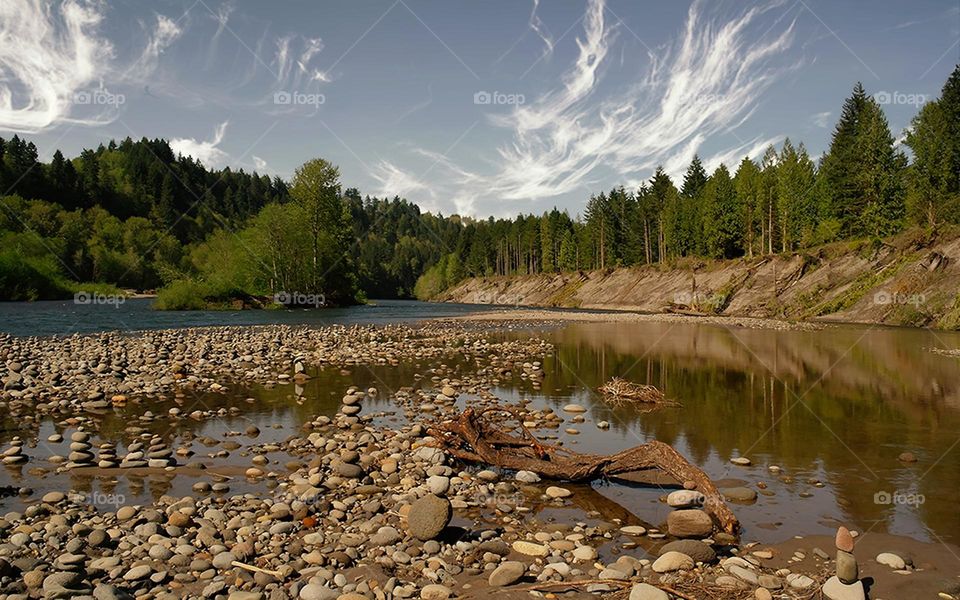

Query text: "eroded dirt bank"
[437, 231, 960, 329]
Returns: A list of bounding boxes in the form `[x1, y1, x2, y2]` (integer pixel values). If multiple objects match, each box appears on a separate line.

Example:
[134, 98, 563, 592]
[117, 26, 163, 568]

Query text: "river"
[1, 299, 958, 549]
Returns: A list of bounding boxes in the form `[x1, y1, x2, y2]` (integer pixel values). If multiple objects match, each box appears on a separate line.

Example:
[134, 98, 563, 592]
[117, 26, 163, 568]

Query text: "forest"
[0, 66, 957, 307]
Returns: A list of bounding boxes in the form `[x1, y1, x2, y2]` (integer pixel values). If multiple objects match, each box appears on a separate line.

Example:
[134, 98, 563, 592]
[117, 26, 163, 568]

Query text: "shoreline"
[1, 319, 958, 599]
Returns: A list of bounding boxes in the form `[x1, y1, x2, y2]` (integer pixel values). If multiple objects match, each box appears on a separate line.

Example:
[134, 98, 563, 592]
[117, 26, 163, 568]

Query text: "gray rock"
[93, 584, 134, 600]
[837, 550, 858, 584]
[659, 540, 716, 563]
[406, 494, 451, 541]
[666, 509, 713, 538]
[488, 561, 526, 586]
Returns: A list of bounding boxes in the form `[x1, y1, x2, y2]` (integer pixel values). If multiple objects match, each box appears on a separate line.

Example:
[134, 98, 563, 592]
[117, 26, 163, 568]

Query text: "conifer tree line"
[1, 66, 957, 304]
[415, 67, 960, 297]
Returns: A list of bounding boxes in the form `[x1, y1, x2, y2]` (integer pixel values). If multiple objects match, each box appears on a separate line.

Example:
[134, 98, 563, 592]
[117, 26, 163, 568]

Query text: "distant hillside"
[436, 229, 960, 329]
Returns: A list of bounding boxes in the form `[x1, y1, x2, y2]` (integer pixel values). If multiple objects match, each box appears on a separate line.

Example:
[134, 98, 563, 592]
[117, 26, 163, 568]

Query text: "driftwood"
[427, 407, 738, 534]
[597, 377, 676, 407]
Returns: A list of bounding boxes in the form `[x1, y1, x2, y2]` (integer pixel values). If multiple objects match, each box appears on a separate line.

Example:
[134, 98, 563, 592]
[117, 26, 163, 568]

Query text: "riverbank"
[435, 230, 960, 330]
[1, 320, 959, 600]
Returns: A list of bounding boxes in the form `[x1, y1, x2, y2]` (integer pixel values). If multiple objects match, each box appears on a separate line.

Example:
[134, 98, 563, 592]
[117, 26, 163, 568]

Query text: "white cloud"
[0, 0, 113, 132]
[253, 155, 268, 171]
[811, 111, 832, 127]
[388, 0, 797, 215]
[171, 121, 230, 168]
[370, 160, 440, 210]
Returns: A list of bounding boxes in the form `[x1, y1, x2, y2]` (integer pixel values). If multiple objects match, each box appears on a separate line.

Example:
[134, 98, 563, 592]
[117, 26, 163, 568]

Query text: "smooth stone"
[572, 545, 597, 561]
[666, 490, 705, 508]
[512, 541, 549, 557]
[836, 550, 858, 584]
[720, 487, 758, 503]
[629, 583, 668, 600]
[123, 565, 152, 581]
[426, 476, 450, 495]
[786, 574, 816, 589]
[545, 486, 572, 499]
[835, 527, 855, 552]
[651, 551, 693, 573]
[406, 494, 452, 541]
[299, 583, 337, 600]
[620, 525, 647, 536]
[822, 576, 866, 600]
[562, 403, 587, 413]
[876, 552, 905, 569]
[730, 456, 751, 465]
[666, 509, 713, 538]
[42, 491, 66, 503]
[515, 470, 540, 483]
[420, 585, 451, 600]
[729, 565, 759, 585]
[659, 540, 716, 564]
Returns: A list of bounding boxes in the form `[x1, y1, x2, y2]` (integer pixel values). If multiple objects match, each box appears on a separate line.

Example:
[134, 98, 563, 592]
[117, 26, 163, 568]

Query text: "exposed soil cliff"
[436, 230, 960, 329]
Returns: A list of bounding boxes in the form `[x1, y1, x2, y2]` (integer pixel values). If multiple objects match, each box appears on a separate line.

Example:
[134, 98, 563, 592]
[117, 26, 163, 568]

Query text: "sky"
[0, 0, 957, 218]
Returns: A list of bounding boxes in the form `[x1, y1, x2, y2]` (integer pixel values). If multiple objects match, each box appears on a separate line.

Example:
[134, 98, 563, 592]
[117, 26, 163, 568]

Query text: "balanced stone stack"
[119, 440, 147, 468]
[822, 526, 865, 600]
[64, 431, 95, 469]
[665, 489, 713, 539]
[2, 437, 27, 465]
[339, 387, 362, 427]
[146, 435, 178, 468]
[97, 442, 119, 468]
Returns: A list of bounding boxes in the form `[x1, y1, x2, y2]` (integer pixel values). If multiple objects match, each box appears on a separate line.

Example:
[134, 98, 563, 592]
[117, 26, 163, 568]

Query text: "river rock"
[836, 549, 858, 584]
[562, 403, 587, 413]
[667, 509, 713, 538]
[629, 583, 668, 600]
[512, 540, 549, 557]
[652, 551, 694, 573]
[488, 561, 526, 586]
[720, 487, 758, 503]
[420, 584, 451, 600]
[659, 540, 716, 563]
[875, 552, 906, 569]
[822, 576, 866, 600]
[545, 486, 572, 498]
[406, 494, 451, 540]
[835, 526, 855, 552]
[667, 490, 705, 508]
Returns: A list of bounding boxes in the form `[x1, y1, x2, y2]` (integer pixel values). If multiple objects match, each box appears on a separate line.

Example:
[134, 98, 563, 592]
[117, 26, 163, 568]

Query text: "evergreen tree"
[905, 64, 960, 226]
[733, 157, 762, 257]
[703, 164, 743, 258]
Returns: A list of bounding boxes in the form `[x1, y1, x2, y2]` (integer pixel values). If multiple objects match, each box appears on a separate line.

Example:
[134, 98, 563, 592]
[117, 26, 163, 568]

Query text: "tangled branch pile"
[598, 377, 676, 407]
[427, 406, 738, 534]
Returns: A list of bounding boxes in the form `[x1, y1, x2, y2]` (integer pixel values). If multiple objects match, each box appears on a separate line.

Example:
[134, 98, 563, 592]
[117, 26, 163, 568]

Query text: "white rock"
[821, 576, 866, 600]
[630, 583, 669, 600]
[875, 552, 906, 570]
[651, 551, 693, 573]
[666, 490, 705, 508]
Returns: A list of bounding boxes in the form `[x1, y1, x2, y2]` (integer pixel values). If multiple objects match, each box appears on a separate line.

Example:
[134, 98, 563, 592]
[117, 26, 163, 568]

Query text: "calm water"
[0, 298, 503, 337]
[1, 303, 959, 549]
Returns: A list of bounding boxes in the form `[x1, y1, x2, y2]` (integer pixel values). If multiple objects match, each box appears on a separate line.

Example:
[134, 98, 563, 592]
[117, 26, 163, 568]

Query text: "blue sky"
[1, 0, 957, 217]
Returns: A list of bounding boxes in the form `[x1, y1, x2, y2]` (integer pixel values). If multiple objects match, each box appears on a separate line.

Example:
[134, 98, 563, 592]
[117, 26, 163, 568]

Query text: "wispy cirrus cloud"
[0, 0, 112, 132]
[376, 0, 798, 215]
[0, 0, 186, 133]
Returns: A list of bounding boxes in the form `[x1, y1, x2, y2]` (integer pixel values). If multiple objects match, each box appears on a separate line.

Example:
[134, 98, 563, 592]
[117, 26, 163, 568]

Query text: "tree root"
[427, 406, 739, 535]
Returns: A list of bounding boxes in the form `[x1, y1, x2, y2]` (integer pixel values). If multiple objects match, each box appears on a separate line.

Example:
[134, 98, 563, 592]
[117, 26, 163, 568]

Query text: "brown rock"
[666, 509, 713, 538]
[835, 526, 854, 552]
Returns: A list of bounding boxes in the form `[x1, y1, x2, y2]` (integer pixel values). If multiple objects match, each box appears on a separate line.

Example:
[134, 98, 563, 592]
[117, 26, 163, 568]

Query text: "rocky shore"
[1, 322, 958, 600]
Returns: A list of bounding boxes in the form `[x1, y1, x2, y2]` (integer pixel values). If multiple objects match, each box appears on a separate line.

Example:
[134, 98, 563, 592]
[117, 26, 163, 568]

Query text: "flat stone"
[667, 509, 713, 538]
[666, 490, 705, 508]
[420, 585, 451, 600]
[545, 486, 572, 499]
[512, 540, 549, 557]
[651, 551, 693, 573]
[659, 540, 716, 564]
[629, 583, 669, 600]
[876, 552, 905, 569]
[822, 576, 866, 600]
[488, 560, 526, 586]
[515, 470, 540, 483]
[123, 565, 152, 581]
[562, 403, 587, 413]
[720, 487, 758, 503]
[620, 525, 647, 536]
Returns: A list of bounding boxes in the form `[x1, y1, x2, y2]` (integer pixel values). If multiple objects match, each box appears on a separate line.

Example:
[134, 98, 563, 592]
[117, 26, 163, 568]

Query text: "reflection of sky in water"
[3, 314, 959, 547]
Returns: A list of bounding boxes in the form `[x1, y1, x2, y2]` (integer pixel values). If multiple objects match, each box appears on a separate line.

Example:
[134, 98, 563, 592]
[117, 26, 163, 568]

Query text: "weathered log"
[427, 407, 738, 534]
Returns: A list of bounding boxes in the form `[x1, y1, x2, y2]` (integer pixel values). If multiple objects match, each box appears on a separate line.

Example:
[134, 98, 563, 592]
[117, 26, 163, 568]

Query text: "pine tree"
[649, 167, 678, 262]
[734, 157, 762, 257]
[776, 140, 816, 250]
[819, 82, 906, 237]
[703, 164, 743, 258]
[905, 64, 960, 226]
